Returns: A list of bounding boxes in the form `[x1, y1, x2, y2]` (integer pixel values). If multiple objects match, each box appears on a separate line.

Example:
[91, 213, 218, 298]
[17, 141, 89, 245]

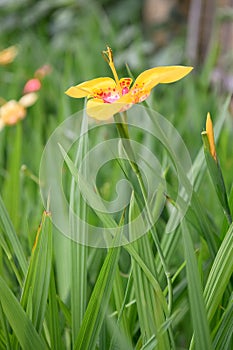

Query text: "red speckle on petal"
[122, 87, 129, 95]
[120, 78, 132, 90]
[94, 87, 120, 103]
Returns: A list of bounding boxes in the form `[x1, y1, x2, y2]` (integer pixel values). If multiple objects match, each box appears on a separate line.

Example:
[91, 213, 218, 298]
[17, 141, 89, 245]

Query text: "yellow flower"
[205, 112, 217, 161]
[65, 46, 193, 120]
[0, 46, 18, 65]
[0, 101, 26, 127]
[0, 93, 38, 130]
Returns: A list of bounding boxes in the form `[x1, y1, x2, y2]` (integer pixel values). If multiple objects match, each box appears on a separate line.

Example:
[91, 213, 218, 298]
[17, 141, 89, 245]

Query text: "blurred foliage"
[0, 0, 145, 68]
[1, 0, 232, 216]
[0, 1, 233, 348]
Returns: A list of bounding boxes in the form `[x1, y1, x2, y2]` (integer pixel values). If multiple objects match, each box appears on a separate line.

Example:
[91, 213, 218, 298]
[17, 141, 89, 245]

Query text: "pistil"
[102, 46, 120, 89]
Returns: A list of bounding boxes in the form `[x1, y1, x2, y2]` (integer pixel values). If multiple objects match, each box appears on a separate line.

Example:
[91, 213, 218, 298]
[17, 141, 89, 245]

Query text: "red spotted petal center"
[93, 78, 132, 104]
[94, 87, 120, 103]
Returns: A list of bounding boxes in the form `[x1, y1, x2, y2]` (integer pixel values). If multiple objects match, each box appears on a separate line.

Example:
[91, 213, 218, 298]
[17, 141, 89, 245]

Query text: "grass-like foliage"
[0, 1, 233, 349]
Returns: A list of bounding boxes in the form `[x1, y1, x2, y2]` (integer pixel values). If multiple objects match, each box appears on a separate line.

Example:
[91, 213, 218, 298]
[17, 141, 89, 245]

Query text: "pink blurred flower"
[23, 78, 41, 94]
[34, 64, 52, 79]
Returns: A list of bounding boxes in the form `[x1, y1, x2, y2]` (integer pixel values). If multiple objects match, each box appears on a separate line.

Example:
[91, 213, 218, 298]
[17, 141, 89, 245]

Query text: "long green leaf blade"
[20, 210, 53, 332]
[3, 123, 22, 229]
[74, 244, 121, 350]
[0, 276, 48, 350]
[182, 220, 212, 350]
[129, 192, 170, 349]
[70, 112, 88, 342]
[212, 298, 233, 350]
[0, 194, 27, 280]
[48, 268, 65, 350]
[204, 223, 233, 321]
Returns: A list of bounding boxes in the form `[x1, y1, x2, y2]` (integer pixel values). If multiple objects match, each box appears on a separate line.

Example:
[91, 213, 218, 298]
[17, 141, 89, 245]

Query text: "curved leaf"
[0, 276, 48, 350]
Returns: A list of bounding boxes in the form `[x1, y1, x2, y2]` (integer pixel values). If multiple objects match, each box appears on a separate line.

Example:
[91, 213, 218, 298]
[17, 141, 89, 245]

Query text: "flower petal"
[65, 77, 116, 98]
[34, 64, 52, 79]
[119, 78, 132, 87]
[19, 93, 38, 107]
[101, 89, 120, 103]
[0, 100, 26, 125]
[206, 112, 216, 161]
[129, 86, 150, 104]
[87, 99, 119, 120]
[87, 94, 132, 120]
[133, 66, 193, 90]
[0, 45, 18, 65]
[23, 78, 41, 94]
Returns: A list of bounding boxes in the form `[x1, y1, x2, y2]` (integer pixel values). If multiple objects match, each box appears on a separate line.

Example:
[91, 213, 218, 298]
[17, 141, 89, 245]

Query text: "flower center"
[103, 91, 120, 103]
[94, 87, 120, 103]
[122, 87, 129, 95]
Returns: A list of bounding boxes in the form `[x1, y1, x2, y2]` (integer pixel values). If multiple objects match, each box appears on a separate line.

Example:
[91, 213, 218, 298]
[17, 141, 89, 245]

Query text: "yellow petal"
[133, 66, 193, 90]
[206, 112, 216, 161]
[65, 77, 116, 98]
[119, 78, 132, 88]
[19, 93, 38, 107]
[87, 99, 119, 120]
[0, 100, 26, 125]
[87, 95, 132, 121]
[0, 45, 18, 65]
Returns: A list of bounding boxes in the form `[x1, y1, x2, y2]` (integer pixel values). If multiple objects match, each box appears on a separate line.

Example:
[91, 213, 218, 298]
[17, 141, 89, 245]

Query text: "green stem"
[114, 113, 168, 271]
[114, 112, 175, 348]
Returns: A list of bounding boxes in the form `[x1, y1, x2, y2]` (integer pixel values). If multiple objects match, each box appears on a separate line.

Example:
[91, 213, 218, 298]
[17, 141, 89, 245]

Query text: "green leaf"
[0, 301, 11, 350]
[204, 223, 233, 321]
[202, 131, 232, 224]
[48, 268, 65, 350]
[124, 243, 167, 312]
[189, 192, 219, 258]
[59, 144, 117, 231]
[181, 220, 212, 350]
[105, 310, 134, 350]
[154, 98, 229, 280]
[60, 139, 169, 344]
[73, 209, 124, 350]
[212, 298, 233, 350]
[129, 192, 170, 349]
[140, 335, 157, 350]
[57, 296, 72, 327]
[3, 123, 22, 229]
[0, 276, 48, 350]
[111, 266, 131, 343]
[74, 244, 121, 350]
[69, 112, 88, 342]
[0, 193, 27, 283]
[20, 211, 53, 332]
